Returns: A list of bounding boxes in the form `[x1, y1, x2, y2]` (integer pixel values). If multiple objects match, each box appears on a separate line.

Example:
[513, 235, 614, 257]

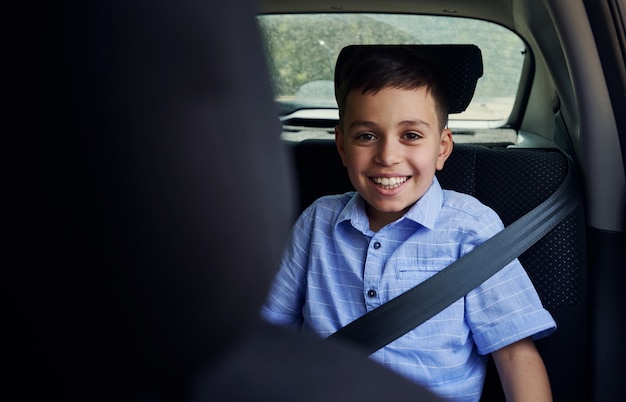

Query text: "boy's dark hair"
[334, 45, 450, 131]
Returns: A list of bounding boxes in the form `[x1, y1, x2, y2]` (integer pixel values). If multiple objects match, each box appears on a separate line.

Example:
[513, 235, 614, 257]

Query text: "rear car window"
[257, 14, 526, 144]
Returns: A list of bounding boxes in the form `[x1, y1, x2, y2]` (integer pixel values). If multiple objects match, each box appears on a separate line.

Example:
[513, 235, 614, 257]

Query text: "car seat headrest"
[334, 44, 483, 114]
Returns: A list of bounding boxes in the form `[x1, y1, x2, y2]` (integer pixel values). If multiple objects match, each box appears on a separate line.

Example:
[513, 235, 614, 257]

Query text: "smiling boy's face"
[335, 86, 453, 231]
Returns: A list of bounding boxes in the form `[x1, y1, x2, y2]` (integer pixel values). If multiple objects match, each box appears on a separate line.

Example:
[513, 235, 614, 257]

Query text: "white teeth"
[372, 176, 408, 188]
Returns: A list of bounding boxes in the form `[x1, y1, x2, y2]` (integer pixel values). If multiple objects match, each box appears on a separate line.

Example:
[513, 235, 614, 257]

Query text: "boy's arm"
[260, 213, 312, 326]
[492, 337, 552, 402]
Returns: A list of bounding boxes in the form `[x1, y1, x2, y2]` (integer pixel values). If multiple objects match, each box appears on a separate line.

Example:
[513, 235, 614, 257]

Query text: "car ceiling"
[259, 0, 518, 29]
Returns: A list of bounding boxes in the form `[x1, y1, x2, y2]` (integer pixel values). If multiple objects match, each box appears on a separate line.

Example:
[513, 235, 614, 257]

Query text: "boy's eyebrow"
[348, 120, 379, 130]
[398, 119, 432, 129]
[348, 119, 432, 130]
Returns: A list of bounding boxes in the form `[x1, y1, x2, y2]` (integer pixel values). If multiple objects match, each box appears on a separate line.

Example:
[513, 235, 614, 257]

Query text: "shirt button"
[367, 289, 377, 298]
[373, 241, 381, 249]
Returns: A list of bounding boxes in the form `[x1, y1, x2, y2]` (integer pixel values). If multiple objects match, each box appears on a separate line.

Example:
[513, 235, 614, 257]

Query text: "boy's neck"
[366, 203, 411, 232]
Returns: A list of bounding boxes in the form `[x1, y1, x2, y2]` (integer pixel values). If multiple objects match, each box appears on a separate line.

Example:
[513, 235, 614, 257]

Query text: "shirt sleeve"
[462, 210, 557, 355]
[260, 208, 312, 327]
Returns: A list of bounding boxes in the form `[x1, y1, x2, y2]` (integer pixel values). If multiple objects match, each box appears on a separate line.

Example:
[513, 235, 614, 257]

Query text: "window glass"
[257, 13, 525, 138]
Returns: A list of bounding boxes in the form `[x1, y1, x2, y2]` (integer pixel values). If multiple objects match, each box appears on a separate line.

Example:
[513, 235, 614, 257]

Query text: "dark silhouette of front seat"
[6, 1, 443, 401]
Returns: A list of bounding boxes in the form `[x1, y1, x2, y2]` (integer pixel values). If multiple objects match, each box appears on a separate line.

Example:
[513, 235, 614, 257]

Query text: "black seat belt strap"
[327, 157, 579, 355]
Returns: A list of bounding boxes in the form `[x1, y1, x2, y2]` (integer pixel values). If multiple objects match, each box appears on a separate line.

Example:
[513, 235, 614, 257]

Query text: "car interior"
[8, 0, 624, 401]
[257, 0, 625, 400]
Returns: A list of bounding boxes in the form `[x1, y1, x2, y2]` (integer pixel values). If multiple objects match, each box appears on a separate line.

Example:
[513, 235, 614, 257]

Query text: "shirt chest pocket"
[394, 259, 452, 287]
[388, 259, 452, 298]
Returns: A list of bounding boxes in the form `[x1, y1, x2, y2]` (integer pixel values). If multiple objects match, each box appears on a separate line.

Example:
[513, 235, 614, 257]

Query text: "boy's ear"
[335, 125, 348, 167]
[436, 128, 453, 171]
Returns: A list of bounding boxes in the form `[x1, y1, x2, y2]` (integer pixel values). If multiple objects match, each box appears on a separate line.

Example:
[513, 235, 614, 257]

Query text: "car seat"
[290, 137, 587, 401]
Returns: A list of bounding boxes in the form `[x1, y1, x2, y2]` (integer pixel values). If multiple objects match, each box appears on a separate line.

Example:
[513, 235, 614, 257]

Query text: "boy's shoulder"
[440, 189, 500, 222]
[302, 192, 357, 218]
[437, 190, 505, 240]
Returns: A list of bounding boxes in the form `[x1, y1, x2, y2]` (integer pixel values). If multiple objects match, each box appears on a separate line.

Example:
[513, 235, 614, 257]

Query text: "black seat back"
[289, 139, 588, 401]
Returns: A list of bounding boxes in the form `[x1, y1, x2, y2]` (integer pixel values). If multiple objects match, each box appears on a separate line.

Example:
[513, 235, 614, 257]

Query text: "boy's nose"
[375, 138, 402, 166]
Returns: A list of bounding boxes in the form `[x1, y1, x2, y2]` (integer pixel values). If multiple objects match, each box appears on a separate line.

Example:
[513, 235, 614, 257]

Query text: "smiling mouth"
[371, 176, 409, 189]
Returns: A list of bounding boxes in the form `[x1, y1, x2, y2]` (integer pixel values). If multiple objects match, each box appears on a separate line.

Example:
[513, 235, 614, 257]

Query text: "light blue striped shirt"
[261, 178, 556, 401]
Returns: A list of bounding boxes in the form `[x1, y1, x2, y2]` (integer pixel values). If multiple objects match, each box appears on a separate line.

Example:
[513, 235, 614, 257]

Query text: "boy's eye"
[403, 131, 422, 140]
[356, 132, 377, 141]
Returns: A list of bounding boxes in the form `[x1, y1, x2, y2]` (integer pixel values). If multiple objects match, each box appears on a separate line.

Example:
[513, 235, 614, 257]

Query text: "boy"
[262, 46, 555, 401]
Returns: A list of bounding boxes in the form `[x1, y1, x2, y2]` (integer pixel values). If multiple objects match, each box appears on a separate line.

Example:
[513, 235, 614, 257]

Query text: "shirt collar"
[402, 177, 443, 230]
[336, 193, 370, 234]
[336, 177, 443, 232]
